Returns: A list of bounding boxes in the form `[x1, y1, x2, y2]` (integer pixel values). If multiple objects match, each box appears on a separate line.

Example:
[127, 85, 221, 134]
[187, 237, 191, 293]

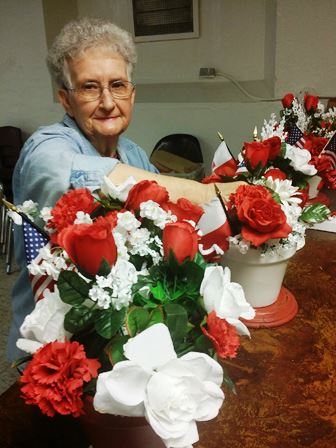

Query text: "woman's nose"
[99, 87, 116, 110]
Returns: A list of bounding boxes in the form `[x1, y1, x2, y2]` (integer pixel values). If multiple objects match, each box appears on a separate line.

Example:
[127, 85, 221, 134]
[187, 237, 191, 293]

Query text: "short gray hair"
[46, 17, 137, 87]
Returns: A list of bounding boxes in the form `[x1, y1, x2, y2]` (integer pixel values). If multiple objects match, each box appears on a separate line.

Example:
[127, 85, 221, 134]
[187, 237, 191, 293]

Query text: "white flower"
[116, 210, 141, 233]
[16, 286, 72, 354]
[284, 144, 317, 176]
[74, 211, 93, 224]
[40, 207, 52, 223]
[93, 324, 224, 448]
[200, 266, 255, 336]
[101, 175, 136, 202]
[18, 200, 39, 220]
[261, 113, 286, 141]
[7, 210, 22, 225]
[140, 200, 176, 229]
[89, 285, 112, 309]
[260, 178, 301, 206]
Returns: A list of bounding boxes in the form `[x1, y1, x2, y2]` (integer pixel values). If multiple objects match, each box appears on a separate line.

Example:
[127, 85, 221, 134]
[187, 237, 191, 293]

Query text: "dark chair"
[151, 133, 203, 164]
[0, 126, 23, 273]
[150, 133, 204, 181]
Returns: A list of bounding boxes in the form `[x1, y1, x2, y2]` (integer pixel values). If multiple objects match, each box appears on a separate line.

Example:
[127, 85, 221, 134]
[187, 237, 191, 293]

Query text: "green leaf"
[222, 367, 237, 394]
[107, 335, 129, 364]
[64, 305, 95, 333]
[95, 308, 126, 339]
[126, 307, 151, 337]
[58, 270, 91, 305]
[300, 203, 331, 223]
[150, 282, 166, 301]
[164, 303, 188, 345]
[147, 307, 164, 327]
[194, 334, 213, 354]
[97, 258, 112, 276]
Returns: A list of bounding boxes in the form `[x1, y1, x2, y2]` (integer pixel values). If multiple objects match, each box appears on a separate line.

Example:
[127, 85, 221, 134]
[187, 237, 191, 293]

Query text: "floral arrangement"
[262, 93, 336, 191]
[203, 132, 331, 256]
[14, 177, 256, 448]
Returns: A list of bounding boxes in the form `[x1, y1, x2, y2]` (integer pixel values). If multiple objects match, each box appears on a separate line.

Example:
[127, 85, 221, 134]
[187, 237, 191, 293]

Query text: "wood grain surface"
[0, 230, 335, 448]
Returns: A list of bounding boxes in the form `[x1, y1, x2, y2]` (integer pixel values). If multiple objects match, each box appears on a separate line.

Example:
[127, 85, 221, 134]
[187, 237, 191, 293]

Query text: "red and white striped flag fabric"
[320, 131, 336, 168]
[197, 198, 232, 256]
[22, 220, 54, 301]
[28, 246, 56, 302]
[212, 141, 238, 176]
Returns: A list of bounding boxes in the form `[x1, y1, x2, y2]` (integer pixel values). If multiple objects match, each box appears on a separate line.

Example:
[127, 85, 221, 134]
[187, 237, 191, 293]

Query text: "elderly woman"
[9, 17, 239, 360]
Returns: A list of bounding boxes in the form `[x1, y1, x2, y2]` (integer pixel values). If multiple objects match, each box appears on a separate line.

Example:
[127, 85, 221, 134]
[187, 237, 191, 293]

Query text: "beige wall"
[0, 0, 335, 173]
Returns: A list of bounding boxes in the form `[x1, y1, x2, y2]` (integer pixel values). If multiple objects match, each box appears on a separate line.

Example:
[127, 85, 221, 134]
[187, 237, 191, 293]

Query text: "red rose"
[282, 93, 295, 109]
[243, 141, 271, 170]
[163, 221, 199, 263]
[201, 312, 240, 359]
[230, 184, 270, 209]
[264, 168, 287, 180]
[162, 198, 204, 223]
[20, 341, 100, 417]
[125, 180, 169, 210]
[58, 216, 117, 275]
[48, 188, 98, 233]
[304, 94, 319, 113]
[234, 185, 292, 246]
[264, 136, 282, 160]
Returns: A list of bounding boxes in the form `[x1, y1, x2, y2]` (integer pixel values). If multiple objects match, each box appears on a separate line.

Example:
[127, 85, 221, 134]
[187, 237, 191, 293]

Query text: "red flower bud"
[163, 221, 198, 264]
[304, 94, 319, 113]
[282, 93, 295, 109]
[58, 217, 117, 275]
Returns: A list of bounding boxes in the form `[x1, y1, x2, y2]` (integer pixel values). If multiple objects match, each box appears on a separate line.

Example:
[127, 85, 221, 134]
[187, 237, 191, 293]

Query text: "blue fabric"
[8, 114, 157, 361]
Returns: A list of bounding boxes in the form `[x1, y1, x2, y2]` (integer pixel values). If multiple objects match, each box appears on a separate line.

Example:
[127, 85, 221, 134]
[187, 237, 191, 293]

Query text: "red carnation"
[125, 180, 169, 210]
[20, 341, 100, 417]
[282, 93, 295, 109]
[201, 312, 240, 359]
[48, 188, 98, 233]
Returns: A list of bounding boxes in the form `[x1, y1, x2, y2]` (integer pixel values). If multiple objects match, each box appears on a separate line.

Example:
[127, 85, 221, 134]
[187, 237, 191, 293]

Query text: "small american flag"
[286, 122, 306, 148]
[23, 220, 49, 264]
[320, 131, 336, 168]
[22, 220, 54, 301]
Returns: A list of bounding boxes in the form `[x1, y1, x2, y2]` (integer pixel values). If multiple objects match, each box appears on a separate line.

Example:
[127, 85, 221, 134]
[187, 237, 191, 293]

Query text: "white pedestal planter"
[222, 245, 297, 308]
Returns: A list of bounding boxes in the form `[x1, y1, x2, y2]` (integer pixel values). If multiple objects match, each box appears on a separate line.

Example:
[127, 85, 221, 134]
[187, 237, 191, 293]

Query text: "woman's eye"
[82, 84, 99, 91]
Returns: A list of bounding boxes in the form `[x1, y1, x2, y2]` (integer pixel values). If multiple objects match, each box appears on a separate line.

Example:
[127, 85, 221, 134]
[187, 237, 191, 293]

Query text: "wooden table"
[0, 230, 335, 448]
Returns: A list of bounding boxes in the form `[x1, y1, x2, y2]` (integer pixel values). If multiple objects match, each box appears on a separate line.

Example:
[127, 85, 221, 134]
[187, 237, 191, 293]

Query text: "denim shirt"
[8, 114, 157, 360]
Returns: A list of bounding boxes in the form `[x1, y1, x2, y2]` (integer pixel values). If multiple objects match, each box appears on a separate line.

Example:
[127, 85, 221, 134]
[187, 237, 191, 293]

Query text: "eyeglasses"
[67, 80, 135, 101]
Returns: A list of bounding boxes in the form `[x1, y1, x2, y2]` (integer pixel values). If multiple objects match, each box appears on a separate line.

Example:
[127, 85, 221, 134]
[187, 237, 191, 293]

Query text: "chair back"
[151, 133, 203, 163]
[0, 126, 23, 202]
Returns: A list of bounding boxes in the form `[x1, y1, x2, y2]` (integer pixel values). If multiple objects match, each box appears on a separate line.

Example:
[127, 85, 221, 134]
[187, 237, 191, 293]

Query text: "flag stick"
[0, 196, 50, 240]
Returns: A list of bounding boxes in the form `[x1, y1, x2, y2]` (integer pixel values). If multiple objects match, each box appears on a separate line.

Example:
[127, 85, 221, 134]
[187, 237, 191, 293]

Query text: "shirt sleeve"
[16, 136, 118, 209]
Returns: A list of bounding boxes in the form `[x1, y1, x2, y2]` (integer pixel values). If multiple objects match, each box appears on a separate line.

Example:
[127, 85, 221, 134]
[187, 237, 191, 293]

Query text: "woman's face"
[58, 47, 135, 155]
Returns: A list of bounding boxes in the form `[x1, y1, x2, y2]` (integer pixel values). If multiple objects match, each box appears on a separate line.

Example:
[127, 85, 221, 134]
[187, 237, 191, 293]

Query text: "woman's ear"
[58, 89, 73, 116]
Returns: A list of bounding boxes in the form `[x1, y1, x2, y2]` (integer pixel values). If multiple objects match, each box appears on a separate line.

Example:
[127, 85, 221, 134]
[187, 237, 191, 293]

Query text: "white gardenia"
[101, 175, 137, 202]
[200, 266, 255, 336]
[285, 144, 317, 176]
[93, 323, 224, 448]
[16, 286, 71, 354]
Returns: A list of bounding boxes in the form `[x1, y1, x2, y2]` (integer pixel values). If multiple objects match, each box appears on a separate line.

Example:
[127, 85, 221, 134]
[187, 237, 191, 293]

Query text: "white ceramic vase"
[222, 244, 297, 308]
